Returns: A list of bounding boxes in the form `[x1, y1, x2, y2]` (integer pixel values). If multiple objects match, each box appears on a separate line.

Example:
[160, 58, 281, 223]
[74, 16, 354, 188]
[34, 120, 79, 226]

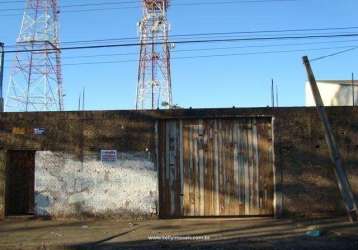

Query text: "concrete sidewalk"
[0, 216, 357, 249]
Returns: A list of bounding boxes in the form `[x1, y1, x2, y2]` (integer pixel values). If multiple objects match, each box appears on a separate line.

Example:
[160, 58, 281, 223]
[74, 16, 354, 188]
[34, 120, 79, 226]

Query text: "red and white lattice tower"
[6, 0, 64, 112]
[136, 0, 172, 110]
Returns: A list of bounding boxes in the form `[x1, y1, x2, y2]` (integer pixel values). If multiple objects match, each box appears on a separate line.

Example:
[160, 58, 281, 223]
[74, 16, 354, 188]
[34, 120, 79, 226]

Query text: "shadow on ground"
[66, 217, 358, 250]
[1, 217, 358, 250]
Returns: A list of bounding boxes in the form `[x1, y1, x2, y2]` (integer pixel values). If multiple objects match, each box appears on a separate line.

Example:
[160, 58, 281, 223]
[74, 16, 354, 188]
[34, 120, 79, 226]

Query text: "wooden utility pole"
[303, 56, 358, 223]
[271, 79, 275, 107]
[0, 43, 4, 112]
[352, 73, 355, 107]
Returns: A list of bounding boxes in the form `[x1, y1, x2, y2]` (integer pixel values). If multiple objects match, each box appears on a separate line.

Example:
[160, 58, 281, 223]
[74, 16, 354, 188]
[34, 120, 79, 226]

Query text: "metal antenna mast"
[136, 0, 173, 110]
[6, 0, 64, 112]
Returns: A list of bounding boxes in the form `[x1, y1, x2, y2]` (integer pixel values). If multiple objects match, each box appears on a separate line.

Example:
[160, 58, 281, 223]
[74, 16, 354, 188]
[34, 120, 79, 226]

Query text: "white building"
[305, 80, 358, 106]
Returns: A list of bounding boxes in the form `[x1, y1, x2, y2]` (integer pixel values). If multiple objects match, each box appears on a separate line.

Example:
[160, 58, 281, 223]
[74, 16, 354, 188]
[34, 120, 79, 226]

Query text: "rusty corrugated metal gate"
[158, 117, 274, 218]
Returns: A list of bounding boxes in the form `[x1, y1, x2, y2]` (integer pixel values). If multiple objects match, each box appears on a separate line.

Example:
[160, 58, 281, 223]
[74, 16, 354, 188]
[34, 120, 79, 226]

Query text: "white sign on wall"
[100, 150, 118, 162]
[34, 128, 46, 135]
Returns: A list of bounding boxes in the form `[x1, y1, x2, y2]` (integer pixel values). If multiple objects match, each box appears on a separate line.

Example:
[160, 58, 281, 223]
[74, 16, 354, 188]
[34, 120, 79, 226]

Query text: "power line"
[0, 0, 140, 8]
[4, 44, 357, 69]
[0, 0, 108, 4]
[5, 39, 358, 63]
[0, 0, 301, 16]
[4, 26, 358, 49]
[310, 47, 358, 62]
[4, 33, 358, 54]
[0, 0, 297, 11]
[0, 1, 139, 12]
[173, 0, 297, 8]
[59, 45, 358, 66]
[46, 27, 358, 45]
[4, 32, 356, 51]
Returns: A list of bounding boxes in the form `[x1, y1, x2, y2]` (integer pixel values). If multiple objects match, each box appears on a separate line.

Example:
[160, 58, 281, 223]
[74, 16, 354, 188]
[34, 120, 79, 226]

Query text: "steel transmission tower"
[6, 0, 64, 112]
[136, 0, 173, 110]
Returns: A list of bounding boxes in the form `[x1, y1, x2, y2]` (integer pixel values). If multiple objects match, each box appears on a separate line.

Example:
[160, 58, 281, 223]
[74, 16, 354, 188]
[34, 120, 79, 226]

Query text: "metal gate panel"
[159, 118, 274, 218]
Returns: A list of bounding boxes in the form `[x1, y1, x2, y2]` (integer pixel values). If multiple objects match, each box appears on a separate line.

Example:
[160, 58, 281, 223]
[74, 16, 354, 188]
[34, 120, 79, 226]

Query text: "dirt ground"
[0, 216, 358, 250]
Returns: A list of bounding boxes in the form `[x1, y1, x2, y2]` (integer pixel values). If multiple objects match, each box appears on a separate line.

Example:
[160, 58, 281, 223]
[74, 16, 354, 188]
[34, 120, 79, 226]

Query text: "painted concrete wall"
[35, 151, 158, 217]
[305, 81, 358, 106]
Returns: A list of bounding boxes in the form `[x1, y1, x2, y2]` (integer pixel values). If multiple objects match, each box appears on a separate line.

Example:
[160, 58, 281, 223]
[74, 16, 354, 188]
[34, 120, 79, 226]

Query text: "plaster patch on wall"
[35, 151, 158, 217]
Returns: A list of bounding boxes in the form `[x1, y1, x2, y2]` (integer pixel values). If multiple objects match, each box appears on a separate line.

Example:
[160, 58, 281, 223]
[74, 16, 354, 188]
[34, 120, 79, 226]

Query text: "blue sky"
[0, 0, 357, 110]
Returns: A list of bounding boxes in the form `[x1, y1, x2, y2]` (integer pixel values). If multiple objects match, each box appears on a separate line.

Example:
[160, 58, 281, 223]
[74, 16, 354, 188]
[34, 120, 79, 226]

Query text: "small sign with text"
[100, 150, 117, 162]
